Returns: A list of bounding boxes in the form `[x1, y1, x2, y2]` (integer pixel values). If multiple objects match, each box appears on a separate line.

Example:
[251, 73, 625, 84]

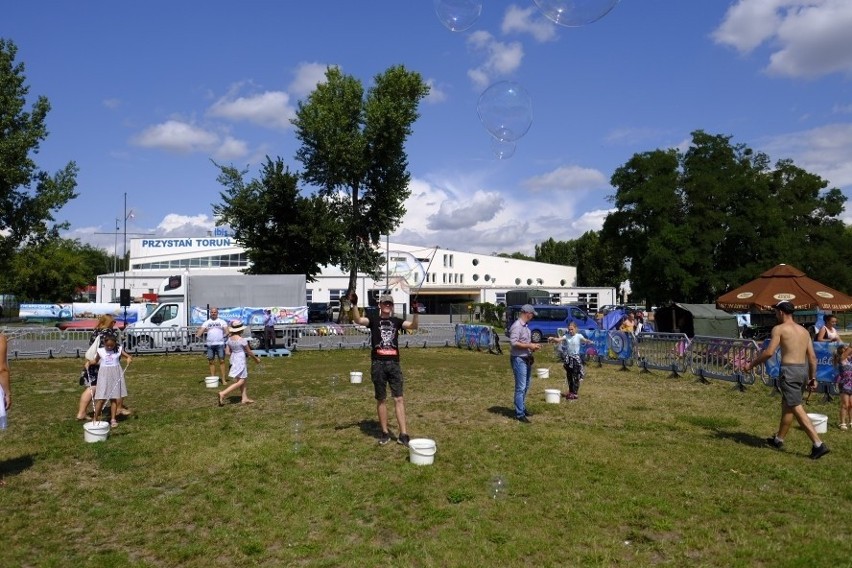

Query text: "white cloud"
[289, 62, 334, 99]
[131, 119, 250, 158]
[466, 30, 524, 88]
[213, 136, 249, 160]
[759, 122, 852, 188]
[424, 78, 448, 104]
[502, 4, 557, 42]
[131, 120, 219, 153]
[522, 165, 608, 192]
[157, 213, 216, 235]
[102, 98, 122, 110]
[712, 0, 852, 78]
[208, 90, 295, 129]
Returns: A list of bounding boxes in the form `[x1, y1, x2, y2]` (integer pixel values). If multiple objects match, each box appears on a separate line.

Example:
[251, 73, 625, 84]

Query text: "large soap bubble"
[491, 138, 516, 160]
[533, 0, 620, 27]
[434, 0, 483, 32]
[477, 81, 533, 143]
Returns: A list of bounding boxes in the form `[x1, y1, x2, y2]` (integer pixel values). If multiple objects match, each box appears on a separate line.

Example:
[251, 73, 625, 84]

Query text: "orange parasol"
[716, 264, 852, 312]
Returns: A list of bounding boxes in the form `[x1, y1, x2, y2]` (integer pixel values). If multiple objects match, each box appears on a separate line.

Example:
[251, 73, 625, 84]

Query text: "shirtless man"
[746, 300, 829, 459]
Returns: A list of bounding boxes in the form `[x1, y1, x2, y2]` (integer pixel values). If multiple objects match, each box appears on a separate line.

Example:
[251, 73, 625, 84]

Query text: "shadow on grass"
[487, 405, 515, 418]
[0, 454, 35, 481]
[710, 430, 768, 448]
[333, 419, 387, 441]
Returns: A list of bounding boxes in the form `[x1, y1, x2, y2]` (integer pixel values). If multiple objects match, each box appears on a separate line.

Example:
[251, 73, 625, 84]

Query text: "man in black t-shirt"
[349, 293, 418, 446]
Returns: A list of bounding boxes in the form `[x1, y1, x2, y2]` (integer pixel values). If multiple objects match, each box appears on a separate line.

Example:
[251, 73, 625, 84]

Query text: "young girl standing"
[549, 323, 594, 400]
[834, 344, 852, 430]
[218, 320, 261, 406]
[89, 335, 132, 427]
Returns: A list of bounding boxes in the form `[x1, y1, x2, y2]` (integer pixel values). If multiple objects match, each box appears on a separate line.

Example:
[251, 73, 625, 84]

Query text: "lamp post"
[113, 217, 119, 301]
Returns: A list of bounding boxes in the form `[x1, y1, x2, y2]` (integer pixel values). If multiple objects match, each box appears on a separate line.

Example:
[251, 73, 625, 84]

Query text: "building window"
[472, 258, 479, 266]
[306, 289, 313, 302]
[329, 289, 347, 301]
[472, 274, 479, 281]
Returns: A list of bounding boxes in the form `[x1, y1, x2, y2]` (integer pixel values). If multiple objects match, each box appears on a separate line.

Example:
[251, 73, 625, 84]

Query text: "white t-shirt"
[202, 318, 228, 345]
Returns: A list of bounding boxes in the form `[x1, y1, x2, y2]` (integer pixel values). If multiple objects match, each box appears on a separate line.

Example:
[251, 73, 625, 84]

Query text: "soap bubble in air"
[434, 0, 483, 32]
[533, 0, 620, 27]
[490, 475, 508, 499]
[477, 81, 533, 143]
[491, 138, 516, 160]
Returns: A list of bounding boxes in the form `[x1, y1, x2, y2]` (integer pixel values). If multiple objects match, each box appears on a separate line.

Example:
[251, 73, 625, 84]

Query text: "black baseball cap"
[773, 300, 795, 314]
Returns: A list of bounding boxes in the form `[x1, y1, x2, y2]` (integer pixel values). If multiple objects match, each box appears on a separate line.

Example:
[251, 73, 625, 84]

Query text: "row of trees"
[2, 37, 851, 308]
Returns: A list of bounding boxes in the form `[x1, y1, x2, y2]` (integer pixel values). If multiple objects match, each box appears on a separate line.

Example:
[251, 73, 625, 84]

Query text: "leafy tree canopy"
[0, 237, 103, 302]
[213, 157, 345, 281]
[291, 65, 429, 290]
[601, 130, 851, 306]
[0, 39, 78, 272]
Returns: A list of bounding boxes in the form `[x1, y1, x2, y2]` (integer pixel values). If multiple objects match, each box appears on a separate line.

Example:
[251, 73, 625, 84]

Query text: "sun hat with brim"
[228, 319, 247, 333]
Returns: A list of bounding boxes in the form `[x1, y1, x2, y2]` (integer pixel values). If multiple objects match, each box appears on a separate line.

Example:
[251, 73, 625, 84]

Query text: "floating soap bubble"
[291, 420, 303, 435]
[477, 81, 533, 143]
[491, 138, 516, 160]
[533, 0, 620, 27]
[490, 475, 508, 499]
[329, 374, 339, 388]
[434, 0, 483, 32]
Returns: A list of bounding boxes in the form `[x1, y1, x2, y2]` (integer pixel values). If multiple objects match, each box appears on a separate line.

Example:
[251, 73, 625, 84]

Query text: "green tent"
[653, 303, 739, 338]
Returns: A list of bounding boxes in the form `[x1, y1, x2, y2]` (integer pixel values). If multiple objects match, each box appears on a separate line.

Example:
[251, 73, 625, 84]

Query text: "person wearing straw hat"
[746, 300, 830, 459]
[509, 304, 542, 423]
[349, 292, 418, 446]
[218, 320, 261, 406]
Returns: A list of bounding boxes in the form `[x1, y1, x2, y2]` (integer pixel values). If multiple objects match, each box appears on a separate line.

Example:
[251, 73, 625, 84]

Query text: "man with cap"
[509, 304, 542, 423]
[746, 300, 829, 459]
[349, 293, 418, 446]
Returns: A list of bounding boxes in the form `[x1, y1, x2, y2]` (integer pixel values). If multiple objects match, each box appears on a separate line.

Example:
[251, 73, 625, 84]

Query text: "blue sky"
[5, 0, 852, 256]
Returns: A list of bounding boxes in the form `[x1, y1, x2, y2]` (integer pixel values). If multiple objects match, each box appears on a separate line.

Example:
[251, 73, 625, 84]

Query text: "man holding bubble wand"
[348, 290, 419, 447]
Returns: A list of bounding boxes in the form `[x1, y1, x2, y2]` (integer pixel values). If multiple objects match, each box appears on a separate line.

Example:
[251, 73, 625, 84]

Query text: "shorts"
[206, 344, 225, 361]
[779, 364, 807, 407]
[371, 359, 403, 400]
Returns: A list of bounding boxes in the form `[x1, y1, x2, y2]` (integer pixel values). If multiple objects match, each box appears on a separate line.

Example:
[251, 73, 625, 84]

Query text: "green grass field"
[2, 347, 849, 567]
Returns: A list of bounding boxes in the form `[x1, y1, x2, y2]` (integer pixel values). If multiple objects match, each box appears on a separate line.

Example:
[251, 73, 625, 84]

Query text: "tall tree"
[213, 157, 344, 280]
[0, 39, 78, 272]
[602, 130, 848, 306]
[292, 65, 429, 291]
[572, 231, 628, 289]
[2, 237, 96, 301]
[535, 237, 578, 266]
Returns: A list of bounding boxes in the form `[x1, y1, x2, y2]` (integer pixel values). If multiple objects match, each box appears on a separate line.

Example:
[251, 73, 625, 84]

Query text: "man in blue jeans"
[509, 304, 541, 423]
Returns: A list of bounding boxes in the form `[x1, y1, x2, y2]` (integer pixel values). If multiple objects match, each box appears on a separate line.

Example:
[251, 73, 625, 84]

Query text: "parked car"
[307, 302, 333, 323]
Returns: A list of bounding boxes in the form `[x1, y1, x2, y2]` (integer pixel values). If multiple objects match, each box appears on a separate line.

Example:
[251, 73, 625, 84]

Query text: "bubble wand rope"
[410, 246, 439, 306]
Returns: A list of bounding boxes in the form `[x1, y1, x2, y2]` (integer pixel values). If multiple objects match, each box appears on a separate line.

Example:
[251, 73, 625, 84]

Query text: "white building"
[96, 231, 616, 314]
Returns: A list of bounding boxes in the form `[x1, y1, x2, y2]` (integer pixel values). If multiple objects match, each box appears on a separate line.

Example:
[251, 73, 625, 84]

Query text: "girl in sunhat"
[218, 320, 261, 406]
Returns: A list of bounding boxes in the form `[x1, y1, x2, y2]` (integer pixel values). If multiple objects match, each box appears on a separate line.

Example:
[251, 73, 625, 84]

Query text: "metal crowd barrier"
[685, 336, 762, 389]
[0, 323, 463, 358]
[634, 332, 690, 378]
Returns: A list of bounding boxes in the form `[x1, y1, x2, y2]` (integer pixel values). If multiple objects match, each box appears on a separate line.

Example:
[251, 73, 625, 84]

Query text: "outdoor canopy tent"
[653, 303, 739, 338]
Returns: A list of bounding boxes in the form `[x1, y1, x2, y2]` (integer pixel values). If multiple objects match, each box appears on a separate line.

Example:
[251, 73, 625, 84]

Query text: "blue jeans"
[511, 355, 532, 418]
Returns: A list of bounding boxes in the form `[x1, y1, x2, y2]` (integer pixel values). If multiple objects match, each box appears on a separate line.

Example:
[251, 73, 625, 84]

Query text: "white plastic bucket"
[83, 421, 110, 443]
[545, 388, 561, 404]
[205, 376, 219, 388]
[536, 367, 549, 379]
[408, 438, 437, 465]
[807, 413, 828, 434]
[350, 371, 363, 384]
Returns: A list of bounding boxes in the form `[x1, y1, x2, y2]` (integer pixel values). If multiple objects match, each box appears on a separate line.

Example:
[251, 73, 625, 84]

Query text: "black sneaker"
[765, 436, 784, 450]
[517, 416, 531, 424]
[810, 443, 830, 460]
[378, 431, 391, 446]
[397, 433, 410, 447]
[524, 410, 533, 417]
